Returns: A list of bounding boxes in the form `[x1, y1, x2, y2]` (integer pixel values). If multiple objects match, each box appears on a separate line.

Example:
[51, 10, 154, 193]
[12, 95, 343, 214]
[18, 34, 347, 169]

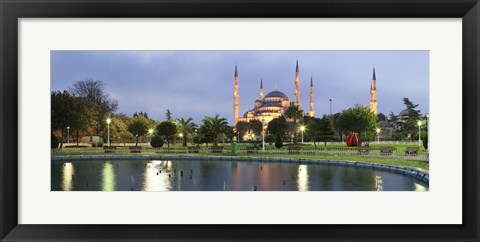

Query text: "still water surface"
[51, 159, 428, 191]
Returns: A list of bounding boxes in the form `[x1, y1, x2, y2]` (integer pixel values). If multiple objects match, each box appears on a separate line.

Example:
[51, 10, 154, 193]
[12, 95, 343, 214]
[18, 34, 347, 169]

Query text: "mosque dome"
[265, 91, 289, 99]
[398, 109, 408, 117]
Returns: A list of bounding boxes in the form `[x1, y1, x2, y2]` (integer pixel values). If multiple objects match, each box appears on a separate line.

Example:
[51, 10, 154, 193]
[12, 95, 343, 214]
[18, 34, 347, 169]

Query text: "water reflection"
[51, 159, 429, 191]
[143, 160, 172, 191]
[414, 183, 427, 191]
[297, 165, 309, 191]
[374, 174, 383, 191]
[102, 162, 116, 191]
[62, 162, 74, 191]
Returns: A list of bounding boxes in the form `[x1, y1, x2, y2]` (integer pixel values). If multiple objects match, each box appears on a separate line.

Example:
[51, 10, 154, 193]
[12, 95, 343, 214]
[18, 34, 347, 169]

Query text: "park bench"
[103, 146, 116, 153]
[129, 146, 142, 153]
[246, 146, 259, 154]
[379, 146, 395, 155]
[357, 146, 371, 154]
[405, 146, 419, 156]
[188, 146, 200, 153]
[210, 146, 224, 154]
[287, 145, 302, 154]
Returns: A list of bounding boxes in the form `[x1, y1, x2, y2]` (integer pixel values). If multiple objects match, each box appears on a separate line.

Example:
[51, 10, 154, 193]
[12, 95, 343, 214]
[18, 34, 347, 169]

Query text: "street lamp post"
[148, 128, 153, 146]
[376, 127, 380, 144]
[67, 126, 70, 144]
[261, 116, 265, 152]
[329, 99, 333, 116]
[425, 113, 429, 151]
[417, 120, 422, 146]
[300, 125, 305, 144]
[106, 118, 111, 147]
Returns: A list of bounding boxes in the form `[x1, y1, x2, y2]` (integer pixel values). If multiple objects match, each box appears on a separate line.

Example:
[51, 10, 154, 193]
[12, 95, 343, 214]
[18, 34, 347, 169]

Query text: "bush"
[51, 133, 59, 149]
[422, 133, 428, 150]
[275, 134, 283, 149]
[92, 141, 104, 147]
[265, 134, 275, 145]
[150, 135, 164, 148]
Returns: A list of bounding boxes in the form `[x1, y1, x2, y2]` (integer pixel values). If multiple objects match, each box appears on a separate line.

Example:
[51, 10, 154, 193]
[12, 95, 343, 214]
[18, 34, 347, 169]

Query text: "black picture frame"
[1, 0, 479, 241]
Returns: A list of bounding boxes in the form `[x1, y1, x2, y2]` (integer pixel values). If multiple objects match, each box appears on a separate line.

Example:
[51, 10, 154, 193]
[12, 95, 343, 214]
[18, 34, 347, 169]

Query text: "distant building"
[370, 67, 378, 114]
[233, 60, 315, 126]
[233, 62, 384, 137]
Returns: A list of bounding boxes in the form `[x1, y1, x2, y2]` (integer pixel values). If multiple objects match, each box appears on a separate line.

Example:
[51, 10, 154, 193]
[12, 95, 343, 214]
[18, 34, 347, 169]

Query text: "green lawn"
[238, 153, 429, 171]
[76, 142, 425, 152]
[54, 143, 429, 171]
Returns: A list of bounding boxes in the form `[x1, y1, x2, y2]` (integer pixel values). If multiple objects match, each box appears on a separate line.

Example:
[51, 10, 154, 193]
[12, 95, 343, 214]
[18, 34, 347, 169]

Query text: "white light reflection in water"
[297, 165, 309, 191]
[374, 175, 383, 191]
[102, 162, 116, 191]
[62, 162, 74, 191]
[414, 183, 427, 191]
[143, 160, 172, 191]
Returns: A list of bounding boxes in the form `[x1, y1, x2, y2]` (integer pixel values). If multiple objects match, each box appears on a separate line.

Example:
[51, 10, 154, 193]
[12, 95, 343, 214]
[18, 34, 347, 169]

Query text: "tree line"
[52, 79, 426, 149]
[51, 79, 234, 148]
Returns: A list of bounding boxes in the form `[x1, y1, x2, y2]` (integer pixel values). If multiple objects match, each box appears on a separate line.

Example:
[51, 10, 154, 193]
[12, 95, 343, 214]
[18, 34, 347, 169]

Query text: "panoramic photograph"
[51, 50, 429, 191]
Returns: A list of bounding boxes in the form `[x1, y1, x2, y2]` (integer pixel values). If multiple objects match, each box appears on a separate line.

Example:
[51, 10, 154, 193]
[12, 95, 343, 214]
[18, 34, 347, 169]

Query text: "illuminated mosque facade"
[233, 60, 378, 127]
[233, 60, 315, 126]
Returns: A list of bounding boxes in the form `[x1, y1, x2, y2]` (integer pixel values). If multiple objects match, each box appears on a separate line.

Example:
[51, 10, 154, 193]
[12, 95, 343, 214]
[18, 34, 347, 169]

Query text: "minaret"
[309, 77, 314, 117]
[259, 79, 264, 100]
[294, 60, 301, 108]
[233, 65, 239, 126]
[370, 67, 378, 114]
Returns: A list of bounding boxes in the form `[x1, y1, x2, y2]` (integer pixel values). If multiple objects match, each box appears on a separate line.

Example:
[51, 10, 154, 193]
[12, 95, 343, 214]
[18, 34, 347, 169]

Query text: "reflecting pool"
[51, 159, 428, 191]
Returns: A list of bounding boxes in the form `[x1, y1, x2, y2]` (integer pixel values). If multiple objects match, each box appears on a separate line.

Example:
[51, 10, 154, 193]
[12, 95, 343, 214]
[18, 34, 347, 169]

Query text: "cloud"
[51, 50, 429, 124]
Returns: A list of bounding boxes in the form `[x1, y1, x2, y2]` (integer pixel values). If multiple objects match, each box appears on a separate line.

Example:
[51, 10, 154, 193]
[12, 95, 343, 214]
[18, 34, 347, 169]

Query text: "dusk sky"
[51, 51, 429, 125]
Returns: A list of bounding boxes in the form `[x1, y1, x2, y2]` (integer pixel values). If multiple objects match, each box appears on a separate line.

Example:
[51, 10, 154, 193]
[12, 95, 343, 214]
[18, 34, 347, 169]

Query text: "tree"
[223, 126, 235, 142]
[69, 78, 118, 134]
[274, 134, 283, 148]
[165, 109, 173, 121]
[267, 116, 287, 136]
[235, 120, 263, 139]
[337, 104, 377, 146]
[51, 91, 76, 148]
[51, 91, 98, 147]
[265, 134, 275, 145]
[156, 121, 178, 149]
[306, 118, 322, 149]
[128, 115, 149, 146]
[201, 114, 229, 146]
[249, 119, 263, 136]
[176, 118, 198, 147]
[331, 112, 346, 142]
[235, 121, 249, 141]
[118, 130, 134, 146]
[422, 133, 428, 150]
[133, 112, 150, 120]
[192, 133, 205, 146]
[51, 133, 59, 149]
[285, 104, 304, 144]
[71, 99, 99, 146]
[305, 116, 334, 148]
[197, 124, 215, 147]
[106, 114, 130, 144]
[396, 98, 422, 141]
